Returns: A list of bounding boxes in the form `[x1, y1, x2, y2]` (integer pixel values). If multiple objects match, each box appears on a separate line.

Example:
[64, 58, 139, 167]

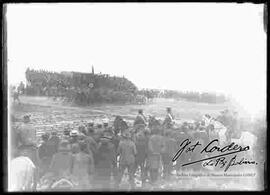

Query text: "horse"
[202, 114, 228, 146]
[9, 156, 37, 191]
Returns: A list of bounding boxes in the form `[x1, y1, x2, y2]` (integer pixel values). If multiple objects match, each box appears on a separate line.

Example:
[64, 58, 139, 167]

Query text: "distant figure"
[12, 90, 21, 104]
[163, 107, 175, 129]
[134, 109, 147, 127]
[18, 81, 25, 94]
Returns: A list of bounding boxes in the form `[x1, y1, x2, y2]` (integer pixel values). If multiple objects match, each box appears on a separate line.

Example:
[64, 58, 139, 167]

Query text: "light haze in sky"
[6, 3, 266, 119]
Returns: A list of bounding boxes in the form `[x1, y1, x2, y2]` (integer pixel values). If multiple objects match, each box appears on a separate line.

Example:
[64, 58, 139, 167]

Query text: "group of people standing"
[10, 107, 180, 190]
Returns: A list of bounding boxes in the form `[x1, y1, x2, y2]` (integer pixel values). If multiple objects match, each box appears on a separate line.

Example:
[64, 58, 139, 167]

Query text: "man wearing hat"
[147, 126, 165, 185]
[134, 130, 148, 186]
[134, 109, 147, 127]
[46, 129, 61, 160]
[62, 127, 71, 141]
[70, 142, 95, 190]
[116, 130, 137, 188]
[102, 118, 110, 130]
[48, 140, 73, 186]
[87, 121, 95, 136]
[16, 115, 40, 166]
[38, 133, 51, 178]
[94, 131, 116, 190]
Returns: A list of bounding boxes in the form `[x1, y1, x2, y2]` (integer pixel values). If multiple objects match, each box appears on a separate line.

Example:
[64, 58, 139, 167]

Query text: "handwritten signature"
[172, 139, 257, 172]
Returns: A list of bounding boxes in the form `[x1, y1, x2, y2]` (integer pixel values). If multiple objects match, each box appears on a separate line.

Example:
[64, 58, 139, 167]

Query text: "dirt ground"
[10, 96, 232, 136]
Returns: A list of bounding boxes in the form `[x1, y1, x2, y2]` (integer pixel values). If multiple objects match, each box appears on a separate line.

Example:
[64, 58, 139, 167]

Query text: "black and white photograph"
[4, 2, 267, 191]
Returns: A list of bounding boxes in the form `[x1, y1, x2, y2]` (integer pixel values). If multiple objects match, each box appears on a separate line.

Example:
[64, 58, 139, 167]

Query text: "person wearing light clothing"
[16, 115, 40, 167]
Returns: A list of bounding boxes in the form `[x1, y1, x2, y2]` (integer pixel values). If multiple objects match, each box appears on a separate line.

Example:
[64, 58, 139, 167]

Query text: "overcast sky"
[6, 3, 266, 119]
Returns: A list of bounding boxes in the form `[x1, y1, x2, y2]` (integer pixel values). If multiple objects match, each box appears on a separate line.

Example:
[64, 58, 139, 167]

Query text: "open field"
[10, 96, 234, 136]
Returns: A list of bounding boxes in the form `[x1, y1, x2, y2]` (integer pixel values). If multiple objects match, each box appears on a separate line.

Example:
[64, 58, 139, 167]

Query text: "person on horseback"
[163, 107, 175, 129]
[134, 109, 147, 127]
[113, 116, 129, 135]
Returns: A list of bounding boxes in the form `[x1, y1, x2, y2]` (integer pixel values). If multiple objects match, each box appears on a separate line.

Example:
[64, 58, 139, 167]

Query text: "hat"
[70, 130, 79, 137]
[102, 118, 109, 124]
[41, 133, 50, 141]
[87, 120, 94, 126]
[99, 136, 112, 142]
[23, 115, 31, 121]
[63, 128, 71, 136]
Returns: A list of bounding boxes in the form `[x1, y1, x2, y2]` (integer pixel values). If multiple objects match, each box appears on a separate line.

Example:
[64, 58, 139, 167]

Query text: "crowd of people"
[24, 68, 140, 105]
[16, 68, 228, 105]
[11, 107, 209, 190]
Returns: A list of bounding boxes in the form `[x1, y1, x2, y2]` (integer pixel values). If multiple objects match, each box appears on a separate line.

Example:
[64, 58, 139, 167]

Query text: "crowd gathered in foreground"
[10, 107, 255, 191]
